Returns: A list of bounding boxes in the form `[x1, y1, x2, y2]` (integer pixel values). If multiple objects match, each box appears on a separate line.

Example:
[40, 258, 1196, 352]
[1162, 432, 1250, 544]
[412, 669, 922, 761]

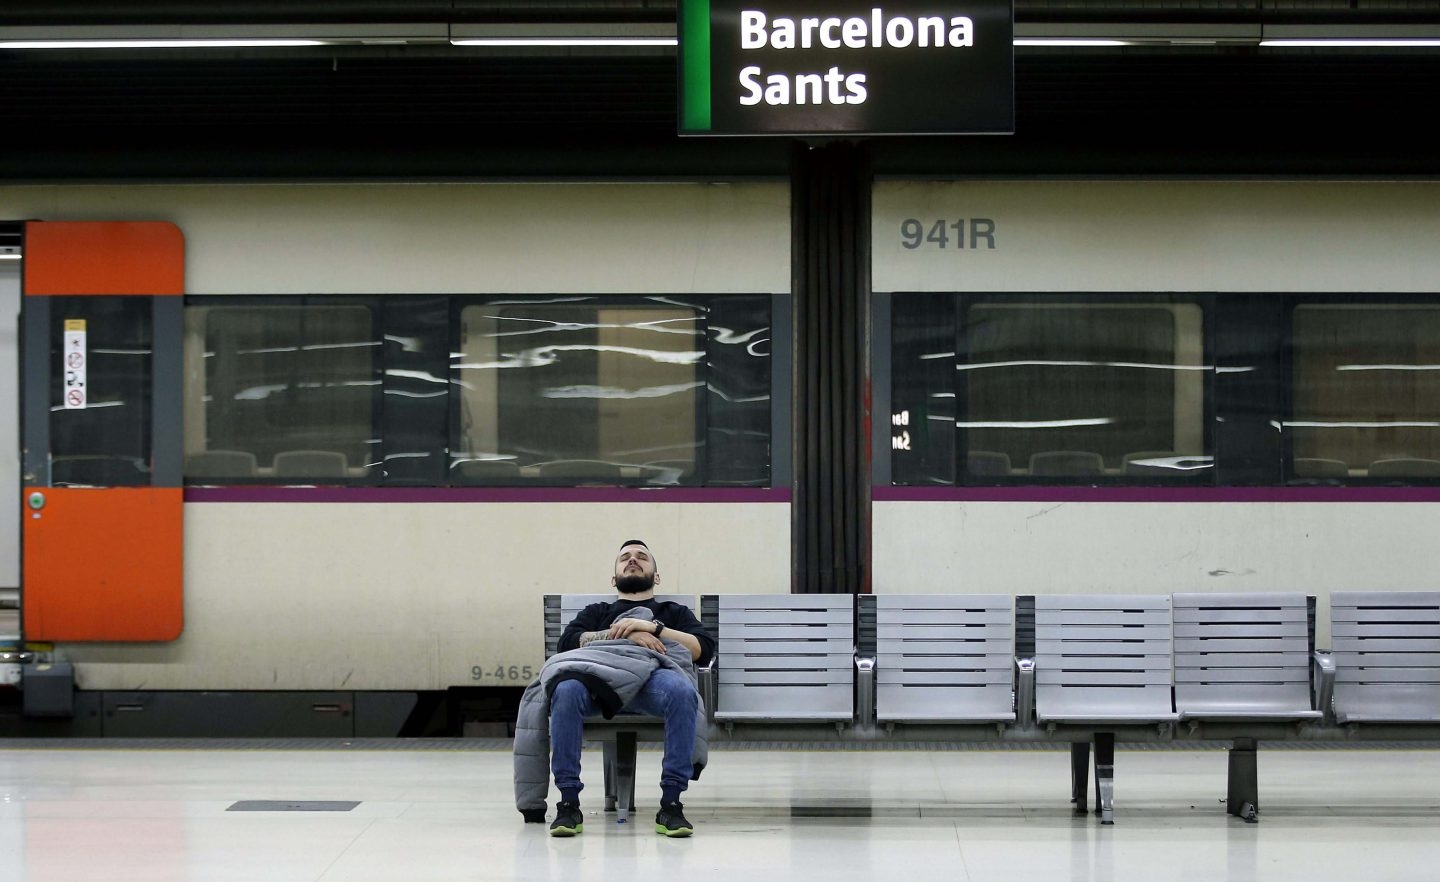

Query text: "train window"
[450, 296, 772, 487]
[49, 297, 153, 487]
[890, 294, 956, 485]
[960, 301, 1208, 481]
[1290, 304, 1440, 481]
[891, 295, 1211, 484]
[183, 303, 380, 483]
[453, 301, 704, 485]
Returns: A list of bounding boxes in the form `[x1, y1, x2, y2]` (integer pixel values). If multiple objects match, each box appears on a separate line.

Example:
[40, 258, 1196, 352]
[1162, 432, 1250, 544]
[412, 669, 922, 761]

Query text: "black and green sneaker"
[655, 801, 694, 837]
[549, 801, 583, 837]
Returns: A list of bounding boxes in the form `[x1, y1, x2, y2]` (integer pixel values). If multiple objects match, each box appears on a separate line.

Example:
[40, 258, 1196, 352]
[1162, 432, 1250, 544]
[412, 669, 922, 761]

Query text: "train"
[2, 178, 1438, 733]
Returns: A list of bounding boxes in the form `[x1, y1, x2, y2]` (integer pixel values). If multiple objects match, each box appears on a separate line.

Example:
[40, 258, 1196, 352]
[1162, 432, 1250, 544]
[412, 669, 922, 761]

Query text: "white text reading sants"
[737, 9, 976, 106]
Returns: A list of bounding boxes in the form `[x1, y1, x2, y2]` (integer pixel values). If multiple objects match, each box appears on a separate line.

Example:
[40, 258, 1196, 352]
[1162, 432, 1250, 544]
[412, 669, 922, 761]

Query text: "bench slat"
[720, 609, 852, 625]
[1037, 669, 1172, 686]
[881, 640, 1013, 655]
[1035, 686, 1178, 723]
[720, 669, 853, 685]
[875, 651, 1013, 665]
[1175, 671, 1313, 686]
[1174, 636, 1306, 652]
[1173, 592, 1308, 608]
[1332, 652, 1440, 667]
[1173, 608, 1303, 625]
[877, 686, 1015, 723]
[1337, 667, 1440, 684]
[876, 593, 1011, 610]
[878, 669, 1013, 685]
[1175, 652, 1311, 668]
[719, 595, 851, 610]
[719, 652, 853, 670]
[1334, 623, 1440, 639]
[1333, 608, 1440, 623]
[1036, 595, 1171, 611]
[1333, 636, 1440, 652]
[1173, 621, 1307, 638]
[1036, 609, 1172, 626]
[876, 623, 1012, 639]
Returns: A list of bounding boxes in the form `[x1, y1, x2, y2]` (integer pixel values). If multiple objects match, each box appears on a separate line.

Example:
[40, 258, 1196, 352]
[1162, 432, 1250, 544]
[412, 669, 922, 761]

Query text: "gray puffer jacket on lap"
[513, 639, 709, 818]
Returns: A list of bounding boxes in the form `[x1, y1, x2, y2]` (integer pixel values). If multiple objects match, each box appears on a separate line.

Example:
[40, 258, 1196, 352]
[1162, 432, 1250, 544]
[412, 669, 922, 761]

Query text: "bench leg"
[1071, 742, 1090, 814]
[1227, 738, 1260, 824]
[603, 741, 618, 813]
[612, 731, 638, 823]
[1094, 732, 1115, 826]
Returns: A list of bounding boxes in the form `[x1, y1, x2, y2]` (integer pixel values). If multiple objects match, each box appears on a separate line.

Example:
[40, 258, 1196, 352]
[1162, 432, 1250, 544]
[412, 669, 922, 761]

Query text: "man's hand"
[608, 618, 658, 639]
[626, 631, 664, 652]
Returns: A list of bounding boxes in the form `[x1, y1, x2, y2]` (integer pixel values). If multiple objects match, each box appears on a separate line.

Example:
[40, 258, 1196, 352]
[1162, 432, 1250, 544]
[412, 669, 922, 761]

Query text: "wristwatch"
[653, 621, 665, 638]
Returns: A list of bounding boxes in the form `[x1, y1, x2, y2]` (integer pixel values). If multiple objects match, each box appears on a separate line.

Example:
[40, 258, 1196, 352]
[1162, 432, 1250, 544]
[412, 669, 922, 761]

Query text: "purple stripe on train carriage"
[184, 486, 791, 503]
[872, 485, 1440, 503]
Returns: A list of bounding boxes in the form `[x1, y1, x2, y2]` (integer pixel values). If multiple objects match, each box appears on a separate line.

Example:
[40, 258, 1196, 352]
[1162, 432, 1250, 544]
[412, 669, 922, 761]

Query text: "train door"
[19, 221, 184, 641]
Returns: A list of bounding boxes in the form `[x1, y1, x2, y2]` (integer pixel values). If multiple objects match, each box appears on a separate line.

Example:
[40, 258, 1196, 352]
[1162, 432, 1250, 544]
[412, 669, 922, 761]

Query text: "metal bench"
[1173, 592, 1323, 822]
[1034, 594, 1179, 825]
[703, 593, 854, 727]
[1331, 591, 1440, 724]
[530, 590, 1440, 828]
[867, 594, 1015, 725]
[542, 593, 702, 821]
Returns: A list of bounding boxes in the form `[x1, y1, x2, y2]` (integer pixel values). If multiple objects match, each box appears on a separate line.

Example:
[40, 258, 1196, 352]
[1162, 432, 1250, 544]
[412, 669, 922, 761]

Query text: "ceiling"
[4, 1, 1440, 179]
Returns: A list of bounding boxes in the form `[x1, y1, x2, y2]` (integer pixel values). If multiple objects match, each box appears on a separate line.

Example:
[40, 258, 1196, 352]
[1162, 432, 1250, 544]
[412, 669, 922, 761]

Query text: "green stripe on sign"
[680, 0, 711, 131]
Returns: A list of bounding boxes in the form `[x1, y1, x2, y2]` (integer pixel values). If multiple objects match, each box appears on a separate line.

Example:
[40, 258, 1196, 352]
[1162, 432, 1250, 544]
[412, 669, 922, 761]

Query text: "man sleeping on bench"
[513, 539, 715, 837]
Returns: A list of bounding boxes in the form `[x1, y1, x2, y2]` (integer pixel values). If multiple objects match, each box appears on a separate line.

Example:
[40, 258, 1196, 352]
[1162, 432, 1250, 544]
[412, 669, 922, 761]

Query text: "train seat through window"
[184, 450, 258, 479]
[536, 460, 625, 483]
[451, 459, 524, 485]
[1029, 450, 1104, 477]
[273, 450, 349, 478]
[1293, 458, 1349, 479]
[966, 450, 1012, 476]
[1367, 458, 1440, 478]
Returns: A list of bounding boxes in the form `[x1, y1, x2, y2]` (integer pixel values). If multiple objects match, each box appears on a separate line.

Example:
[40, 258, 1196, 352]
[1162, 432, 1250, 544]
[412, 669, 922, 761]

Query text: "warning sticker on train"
[678, 0, 1013, 135]
[63, 319, 87, 410]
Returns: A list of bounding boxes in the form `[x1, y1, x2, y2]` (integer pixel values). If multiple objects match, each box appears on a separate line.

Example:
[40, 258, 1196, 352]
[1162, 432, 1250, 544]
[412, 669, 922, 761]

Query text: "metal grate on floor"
[227, 800, 360, 812]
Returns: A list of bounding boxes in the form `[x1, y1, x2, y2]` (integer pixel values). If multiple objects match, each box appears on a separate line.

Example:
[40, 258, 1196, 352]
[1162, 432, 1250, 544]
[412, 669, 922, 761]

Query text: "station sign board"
[679, 0, 1014, 136]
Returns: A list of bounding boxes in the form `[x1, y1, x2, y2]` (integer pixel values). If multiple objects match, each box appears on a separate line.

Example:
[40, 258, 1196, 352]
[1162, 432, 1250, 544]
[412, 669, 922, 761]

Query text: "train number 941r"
[900, 218, 996, 250]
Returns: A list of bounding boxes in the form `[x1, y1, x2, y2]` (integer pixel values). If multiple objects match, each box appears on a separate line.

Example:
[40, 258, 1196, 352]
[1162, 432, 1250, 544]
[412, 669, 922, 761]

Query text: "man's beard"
[615, 574, 655, 595]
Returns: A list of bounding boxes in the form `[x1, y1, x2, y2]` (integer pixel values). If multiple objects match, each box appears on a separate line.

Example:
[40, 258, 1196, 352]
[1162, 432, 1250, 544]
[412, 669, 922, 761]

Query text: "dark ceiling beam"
[3, 50, 1440, 180]
[0, 1, 672, 27]
[4, 0, 1440, 27]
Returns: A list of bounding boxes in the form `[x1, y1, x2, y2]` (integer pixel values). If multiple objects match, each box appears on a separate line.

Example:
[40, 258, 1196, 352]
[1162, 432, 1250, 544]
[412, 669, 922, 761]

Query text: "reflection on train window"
[183, 304, 379, 483]
[960, 302, 1209, 481]
[889, 294, 956, 485]
[453, 302, 705, 485]
[1291, 304, 1440, 481]
[889, 297, 1212, 485]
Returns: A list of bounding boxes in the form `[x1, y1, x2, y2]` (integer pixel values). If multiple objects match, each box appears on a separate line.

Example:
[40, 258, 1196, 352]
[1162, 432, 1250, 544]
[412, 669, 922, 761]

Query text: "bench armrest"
[697, 659, 717, 725]
[855, 655, 876, 727]
[1313, 650, 1336, 725]
[1015, 657, 1036, 730]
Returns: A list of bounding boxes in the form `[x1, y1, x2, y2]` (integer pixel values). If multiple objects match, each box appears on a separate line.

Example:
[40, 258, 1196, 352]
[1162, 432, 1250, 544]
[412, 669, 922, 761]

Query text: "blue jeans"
[549, 668, 698, 798]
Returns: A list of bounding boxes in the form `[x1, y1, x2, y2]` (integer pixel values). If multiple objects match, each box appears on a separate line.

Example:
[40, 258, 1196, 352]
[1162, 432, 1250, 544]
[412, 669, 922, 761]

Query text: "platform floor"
[1, 740, 1439, 881]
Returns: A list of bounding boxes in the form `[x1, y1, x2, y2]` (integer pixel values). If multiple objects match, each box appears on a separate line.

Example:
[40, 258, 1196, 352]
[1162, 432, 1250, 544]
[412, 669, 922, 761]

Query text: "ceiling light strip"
[1013, 39, 1132, 47]
[450, 37, 678, 47]
[1260, 39, 1440, 47]
[0, 39, 325, 49]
